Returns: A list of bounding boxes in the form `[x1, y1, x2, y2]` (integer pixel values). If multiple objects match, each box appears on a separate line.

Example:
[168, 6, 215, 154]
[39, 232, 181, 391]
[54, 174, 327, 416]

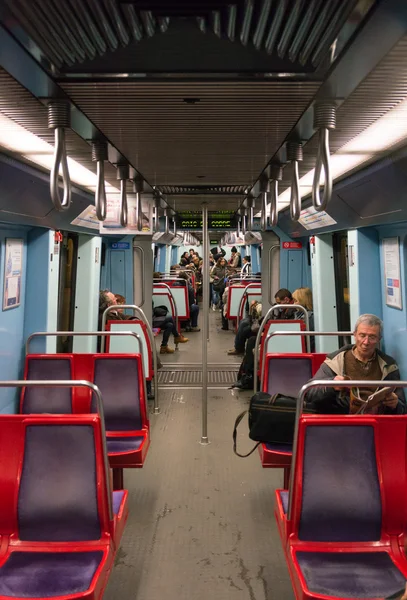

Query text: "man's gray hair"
[354, 314, 383, 338]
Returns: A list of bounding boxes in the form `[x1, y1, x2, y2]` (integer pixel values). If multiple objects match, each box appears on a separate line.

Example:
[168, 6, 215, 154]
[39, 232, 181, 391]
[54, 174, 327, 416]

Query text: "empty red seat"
[0, 413, 128, 599]
[22, 353, 150, 477]
[275, 415, 407, 599]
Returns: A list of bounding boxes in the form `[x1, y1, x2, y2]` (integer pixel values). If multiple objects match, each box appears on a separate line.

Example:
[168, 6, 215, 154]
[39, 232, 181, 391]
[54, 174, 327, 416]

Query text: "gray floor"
[105, 309, 294, 599]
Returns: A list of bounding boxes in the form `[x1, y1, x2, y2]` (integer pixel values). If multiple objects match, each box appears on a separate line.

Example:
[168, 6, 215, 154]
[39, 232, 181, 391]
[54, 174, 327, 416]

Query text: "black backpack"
[233, 391, 316, 457]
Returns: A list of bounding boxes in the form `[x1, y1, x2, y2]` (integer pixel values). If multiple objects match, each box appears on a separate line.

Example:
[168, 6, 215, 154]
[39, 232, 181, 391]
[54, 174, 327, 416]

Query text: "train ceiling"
[0, 0, 406, 219]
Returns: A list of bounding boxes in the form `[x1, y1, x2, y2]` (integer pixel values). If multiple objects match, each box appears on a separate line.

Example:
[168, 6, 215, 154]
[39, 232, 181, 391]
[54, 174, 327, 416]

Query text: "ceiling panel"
[61, 79, 320, 186]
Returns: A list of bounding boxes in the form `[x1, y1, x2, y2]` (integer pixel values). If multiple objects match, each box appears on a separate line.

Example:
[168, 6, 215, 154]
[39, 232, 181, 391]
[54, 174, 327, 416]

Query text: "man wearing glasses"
[307, 314, 406, 414]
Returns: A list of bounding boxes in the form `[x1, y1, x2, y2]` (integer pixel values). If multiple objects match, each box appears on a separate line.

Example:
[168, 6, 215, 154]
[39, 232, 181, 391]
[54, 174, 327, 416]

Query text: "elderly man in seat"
[307, 314, 406, 415]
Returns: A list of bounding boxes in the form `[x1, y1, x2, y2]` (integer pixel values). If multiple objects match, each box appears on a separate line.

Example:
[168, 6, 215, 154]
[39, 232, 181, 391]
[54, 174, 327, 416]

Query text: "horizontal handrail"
[288, 378, 407, 521]
[26, 330, 142, 356]
[4, 379, 112, 521]
[259, 330, 353, 392]
[153, 282, 179, 330]
[254, 304, 310, 392]
[25, 330, 147, 415]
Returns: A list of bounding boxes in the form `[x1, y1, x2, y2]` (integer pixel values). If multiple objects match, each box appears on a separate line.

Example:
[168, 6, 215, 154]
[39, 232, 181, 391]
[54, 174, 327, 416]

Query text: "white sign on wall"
[3, 238, 23, 310]
[383, 236, 402, 309]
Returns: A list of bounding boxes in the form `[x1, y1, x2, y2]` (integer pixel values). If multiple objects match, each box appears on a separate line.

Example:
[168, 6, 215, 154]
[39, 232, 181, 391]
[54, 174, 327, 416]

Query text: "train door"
[333, 231, 351, 346]
[56, 232, 78, 353]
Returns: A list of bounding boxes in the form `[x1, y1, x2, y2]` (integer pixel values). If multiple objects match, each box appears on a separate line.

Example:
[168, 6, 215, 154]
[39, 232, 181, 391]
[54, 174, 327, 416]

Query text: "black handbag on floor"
[233, 391, 316, 458]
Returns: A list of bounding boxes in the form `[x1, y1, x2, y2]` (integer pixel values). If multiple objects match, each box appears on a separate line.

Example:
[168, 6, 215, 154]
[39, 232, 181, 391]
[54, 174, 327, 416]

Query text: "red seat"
[22, 353, 150, 479]
[259, 353, 326, 488]
[275, 415, 407, 599]
[0, 413, 128, 599]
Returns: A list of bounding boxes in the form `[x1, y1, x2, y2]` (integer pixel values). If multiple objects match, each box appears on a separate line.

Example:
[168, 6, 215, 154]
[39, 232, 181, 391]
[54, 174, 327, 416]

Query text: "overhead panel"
[60, 79, 319, 186]
[3, 0, 363, 72]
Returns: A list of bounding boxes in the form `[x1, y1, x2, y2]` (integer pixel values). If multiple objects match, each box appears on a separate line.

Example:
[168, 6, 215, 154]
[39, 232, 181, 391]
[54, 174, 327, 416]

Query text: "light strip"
[277, 95, 407, 208]
[0, 112, 118, 193]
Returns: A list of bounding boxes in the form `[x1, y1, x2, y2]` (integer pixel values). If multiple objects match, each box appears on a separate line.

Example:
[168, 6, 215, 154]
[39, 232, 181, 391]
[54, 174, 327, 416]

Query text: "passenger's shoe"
[212, 304, 217, 311]
[174, 335, 189, 343]
[190, 327, 201, 332]
[160, 345, 175, 354]
[227, 349, 244, 355]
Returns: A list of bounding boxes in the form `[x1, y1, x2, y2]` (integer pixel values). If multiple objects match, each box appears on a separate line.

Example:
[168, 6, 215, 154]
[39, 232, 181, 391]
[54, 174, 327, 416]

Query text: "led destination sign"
[176, 211, 237, 230]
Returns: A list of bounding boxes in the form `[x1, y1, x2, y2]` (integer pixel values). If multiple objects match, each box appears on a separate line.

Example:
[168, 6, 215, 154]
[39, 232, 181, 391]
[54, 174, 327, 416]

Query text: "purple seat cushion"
[296, 551, 406, 598]
[279, 491, 289, 514]
[265, 443, 293, 454]
[0, 551, 102, 598]
[107, 436, 144, 454]
[299, 425, 382, 542]
[113, 491, 125, 515]
[18, 425, 101, 542]
[93, 358, 142, 431]
[23, 359, 72, 414]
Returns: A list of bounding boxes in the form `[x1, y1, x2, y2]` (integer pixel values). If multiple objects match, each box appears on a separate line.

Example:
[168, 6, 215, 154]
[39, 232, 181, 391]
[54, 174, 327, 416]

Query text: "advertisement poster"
[3, 238, 23, 310]
[99, 193, 152, 235]
[298, 206, 337, 230]
[383, 237, 402, 309]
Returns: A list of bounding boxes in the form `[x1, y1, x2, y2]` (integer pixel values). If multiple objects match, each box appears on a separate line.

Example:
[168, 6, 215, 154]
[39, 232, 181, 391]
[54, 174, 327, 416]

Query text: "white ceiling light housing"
[277, 95, 407, 209]
[0, 112, 118, 193]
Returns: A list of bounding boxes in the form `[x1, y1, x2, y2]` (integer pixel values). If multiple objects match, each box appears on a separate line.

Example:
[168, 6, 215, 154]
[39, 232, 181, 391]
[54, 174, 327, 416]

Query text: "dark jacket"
[306, 344, 406, 414]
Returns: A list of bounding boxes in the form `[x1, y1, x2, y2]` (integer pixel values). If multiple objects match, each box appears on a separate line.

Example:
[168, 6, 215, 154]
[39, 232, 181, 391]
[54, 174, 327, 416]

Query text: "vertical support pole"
[201, 202, 209, 445]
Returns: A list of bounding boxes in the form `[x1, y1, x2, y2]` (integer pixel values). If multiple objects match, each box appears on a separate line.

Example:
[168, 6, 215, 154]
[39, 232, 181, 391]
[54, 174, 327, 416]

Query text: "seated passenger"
[227, 299, 262, 356]
[307, 314, 406, 414]
[178, 271, 200, 332]
[292, 287, 315, 351]
[272, 288, 296, 319]
[152, 305, 189, 354]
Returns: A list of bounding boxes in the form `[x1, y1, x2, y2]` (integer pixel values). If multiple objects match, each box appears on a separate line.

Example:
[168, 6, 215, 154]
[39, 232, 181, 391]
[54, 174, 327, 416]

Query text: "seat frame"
[275, 415, 407, 600]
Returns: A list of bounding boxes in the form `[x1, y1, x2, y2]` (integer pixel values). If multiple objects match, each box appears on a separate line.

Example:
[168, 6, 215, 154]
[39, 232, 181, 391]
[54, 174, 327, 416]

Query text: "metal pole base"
[200, 437, 210, 445]
[153, 407, 161, 414]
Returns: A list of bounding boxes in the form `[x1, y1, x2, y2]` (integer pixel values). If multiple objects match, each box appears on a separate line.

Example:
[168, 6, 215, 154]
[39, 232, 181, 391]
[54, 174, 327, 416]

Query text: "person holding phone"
[307, 314, 406, 415]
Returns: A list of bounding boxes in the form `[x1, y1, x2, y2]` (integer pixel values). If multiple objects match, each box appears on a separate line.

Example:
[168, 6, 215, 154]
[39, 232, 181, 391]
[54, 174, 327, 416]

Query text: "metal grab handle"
[27, 330, 141, 356]
[267, 244, 280, 304]
[153, 282, 179, 332]
[312, 102, 336, 212]
[133, 245, 145, 307]
[25, 330, 148, 422]
[259, 330, 353, 392]
[290, 160, 301, 221]
[312, 128, 332, 212]
[92, 141, 108, 221]
[253, 304, 310, 393]
[95, 160, 107, 221]
[288, 378, 407, 521]
[287, 142, 303, 222]
[120, 179, 128, 227]
[261, 185, 268, 231]
[269, 180, 278, 227]
[4, 379, 112, 521]
[236, 283, 262, 328]
[101, 304, 160, 414]
[48, 103, 71, 212]
[51, 128, 72, 211]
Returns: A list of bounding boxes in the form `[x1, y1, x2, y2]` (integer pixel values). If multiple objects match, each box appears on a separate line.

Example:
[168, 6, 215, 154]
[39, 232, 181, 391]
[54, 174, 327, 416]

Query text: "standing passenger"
[210, 257, 227, 310]
[241, 255, 251, 278]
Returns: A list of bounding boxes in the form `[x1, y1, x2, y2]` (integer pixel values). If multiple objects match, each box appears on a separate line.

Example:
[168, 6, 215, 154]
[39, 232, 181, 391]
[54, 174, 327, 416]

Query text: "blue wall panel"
[100, 236, 133, 303]
[0, 226, 28, 413]
[272, 227, 310, 293]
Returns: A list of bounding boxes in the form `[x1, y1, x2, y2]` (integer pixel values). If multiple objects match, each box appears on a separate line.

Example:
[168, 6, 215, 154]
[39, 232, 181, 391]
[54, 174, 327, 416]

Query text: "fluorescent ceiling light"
[277, 95, 407, 209]
[0, 112, 118, 193]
